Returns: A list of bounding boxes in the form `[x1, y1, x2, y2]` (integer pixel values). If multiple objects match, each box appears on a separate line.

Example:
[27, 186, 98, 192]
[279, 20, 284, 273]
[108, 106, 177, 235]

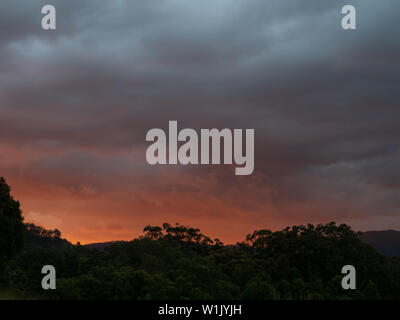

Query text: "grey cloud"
[0, 0, 399, 228]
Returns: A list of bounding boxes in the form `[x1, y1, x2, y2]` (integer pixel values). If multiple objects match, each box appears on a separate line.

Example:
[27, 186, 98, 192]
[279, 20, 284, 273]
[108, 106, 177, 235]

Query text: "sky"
[0, 0, 399, 244]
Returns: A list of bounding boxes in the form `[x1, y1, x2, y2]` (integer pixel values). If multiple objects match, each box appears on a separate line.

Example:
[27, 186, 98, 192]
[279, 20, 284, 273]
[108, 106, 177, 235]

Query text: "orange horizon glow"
[5, 171, 394, 246]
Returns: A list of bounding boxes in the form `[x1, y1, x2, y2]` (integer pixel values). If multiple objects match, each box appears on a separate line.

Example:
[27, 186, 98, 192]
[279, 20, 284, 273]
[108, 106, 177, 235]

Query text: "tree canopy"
[3, 221, 400, 300]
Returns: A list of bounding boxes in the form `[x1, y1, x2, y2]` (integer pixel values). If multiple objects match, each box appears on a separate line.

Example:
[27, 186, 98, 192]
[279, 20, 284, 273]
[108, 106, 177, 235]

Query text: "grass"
[0, 288, 40, 300]
[0, 290, 17, 300]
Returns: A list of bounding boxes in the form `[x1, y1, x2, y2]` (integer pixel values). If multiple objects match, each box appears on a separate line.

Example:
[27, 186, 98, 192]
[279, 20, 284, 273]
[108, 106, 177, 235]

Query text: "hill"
[361, 230, 400, 257]
[84, 241, 127, 251]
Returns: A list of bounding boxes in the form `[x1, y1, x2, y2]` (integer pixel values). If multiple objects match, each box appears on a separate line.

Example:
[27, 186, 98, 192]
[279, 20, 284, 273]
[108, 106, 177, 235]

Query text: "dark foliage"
[4, 221, 400, 300]
[0, 177, 24, 282]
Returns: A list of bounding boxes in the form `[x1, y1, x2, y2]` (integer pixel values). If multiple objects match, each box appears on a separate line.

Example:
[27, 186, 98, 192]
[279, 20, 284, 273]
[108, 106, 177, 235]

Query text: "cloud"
[0, 0, 399, 243]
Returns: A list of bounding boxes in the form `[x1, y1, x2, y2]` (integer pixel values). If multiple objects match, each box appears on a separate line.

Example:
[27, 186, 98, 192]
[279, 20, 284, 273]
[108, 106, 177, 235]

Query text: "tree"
[363, 280, 382, 300]
[241, 279, 276, 300]
[0, 177, 24, 268]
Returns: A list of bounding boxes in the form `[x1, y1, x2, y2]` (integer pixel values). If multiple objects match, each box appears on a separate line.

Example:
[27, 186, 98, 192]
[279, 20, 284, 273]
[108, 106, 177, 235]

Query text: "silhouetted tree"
[0, 177, 24, 282]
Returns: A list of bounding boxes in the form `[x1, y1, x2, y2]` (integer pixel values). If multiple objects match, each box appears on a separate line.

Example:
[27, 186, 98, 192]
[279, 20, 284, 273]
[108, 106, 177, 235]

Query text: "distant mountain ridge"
[360, 230, 400, 257]
[84, 241, 127, 250]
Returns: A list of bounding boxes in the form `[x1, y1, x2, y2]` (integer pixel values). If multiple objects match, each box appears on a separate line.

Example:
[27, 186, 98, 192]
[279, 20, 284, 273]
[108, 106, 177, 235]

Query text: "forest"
[1, 177, 400, 300]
